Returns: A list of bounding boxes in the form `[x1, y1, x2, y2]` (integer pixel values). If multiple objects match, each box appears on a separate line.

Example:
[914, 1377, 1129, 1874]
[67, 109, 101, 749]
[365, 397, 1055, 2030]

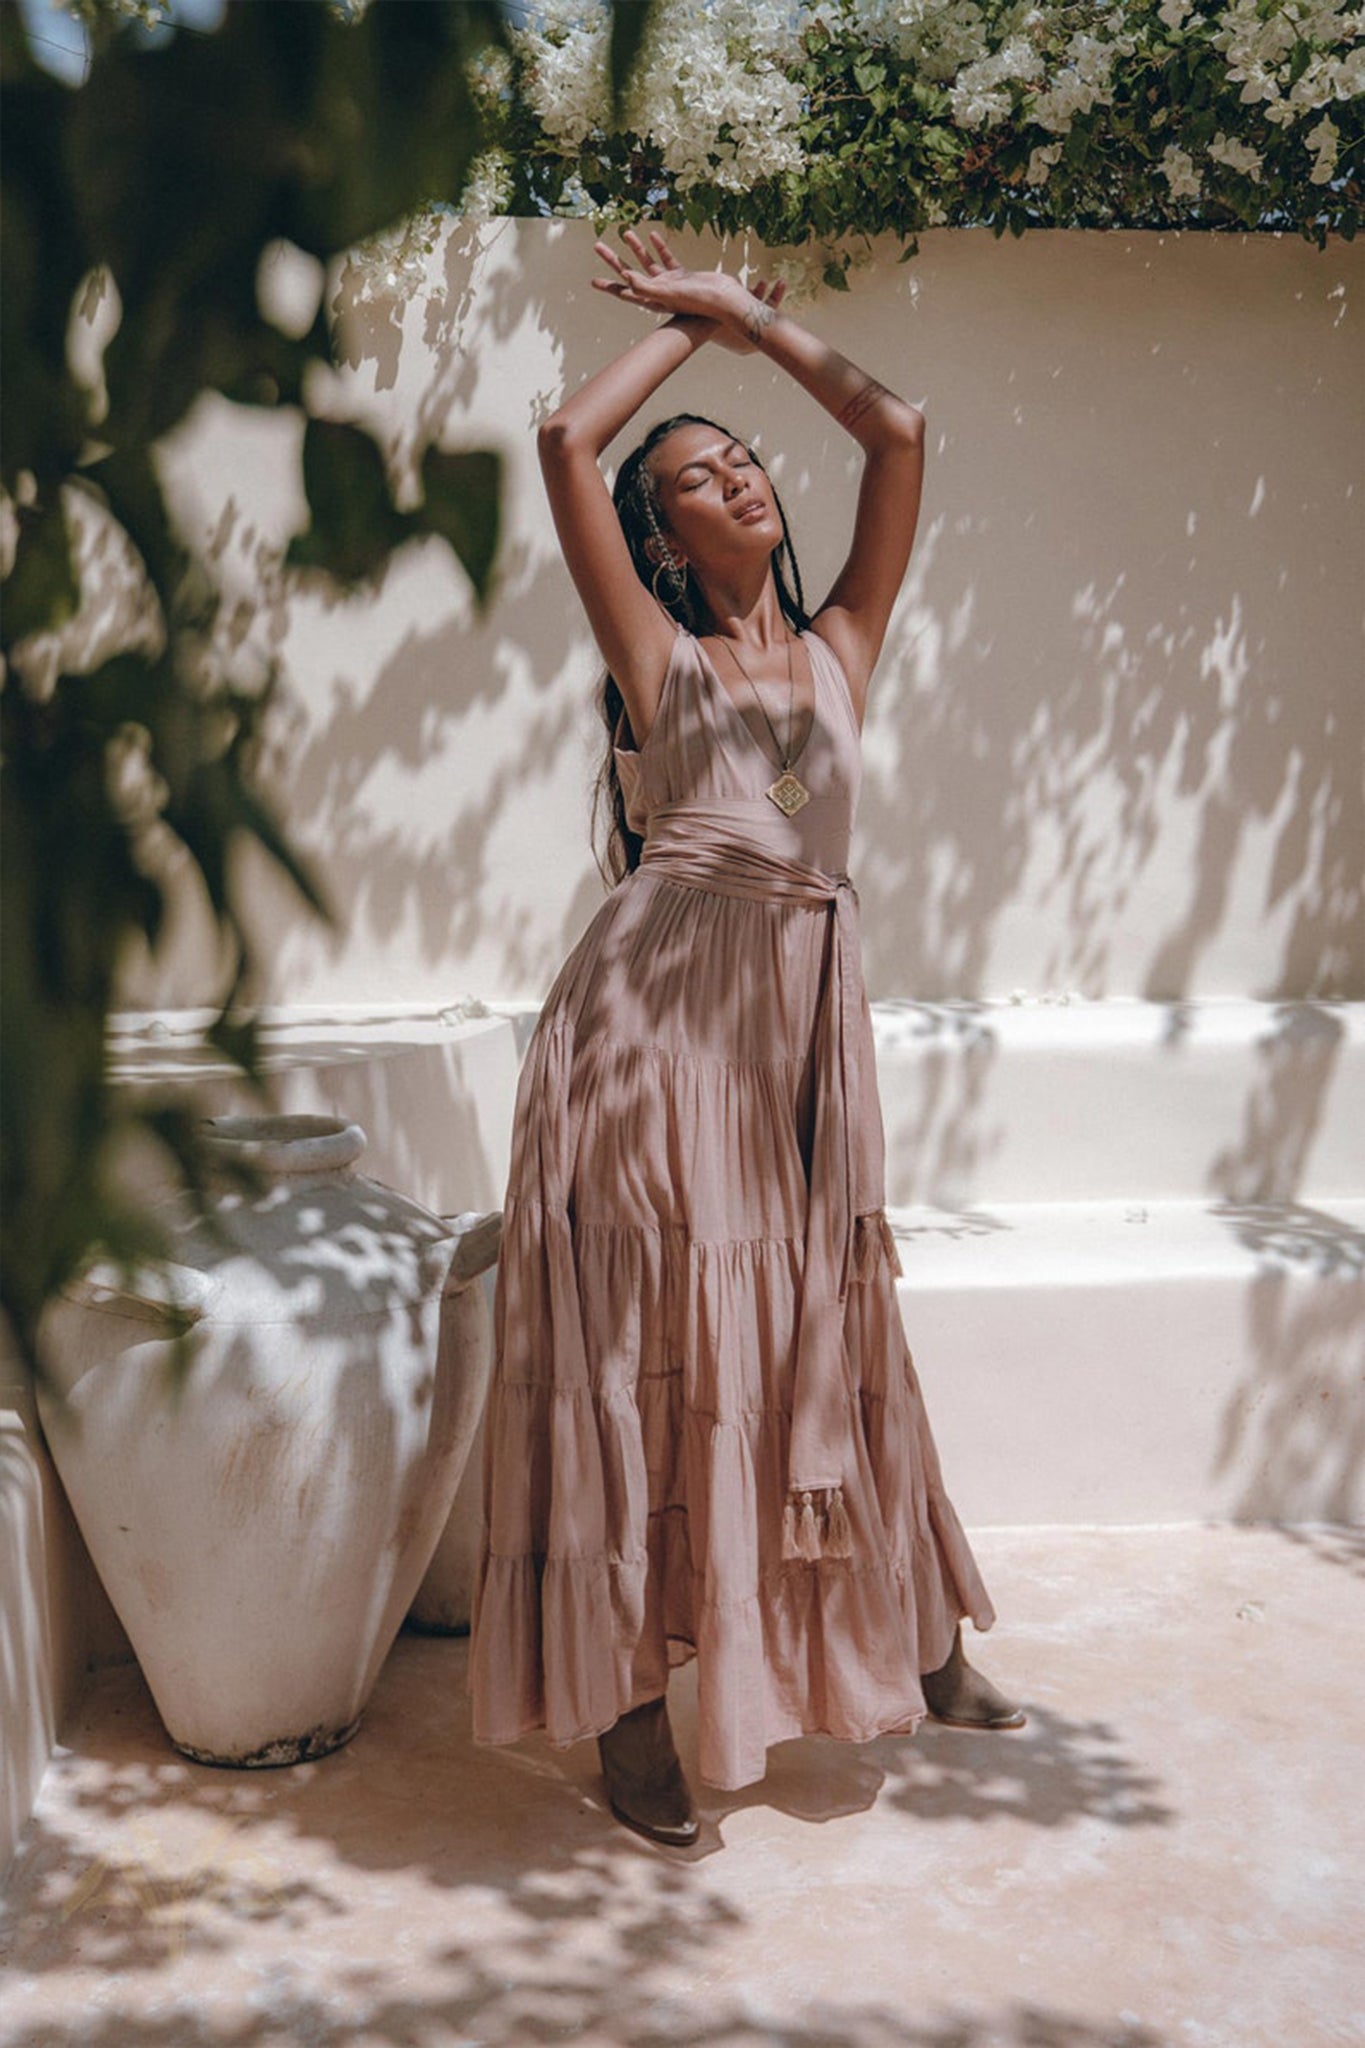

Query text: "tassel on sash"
[781, 1484, 854, 1562]
[640, 808, 870, 1567]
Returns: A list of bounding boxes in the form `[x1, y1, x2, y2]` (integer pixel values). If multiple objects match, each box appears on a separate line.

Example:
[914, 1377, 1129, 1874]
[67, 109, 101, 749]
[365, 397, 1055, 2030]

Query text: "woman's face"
[648, 422, 783, 576]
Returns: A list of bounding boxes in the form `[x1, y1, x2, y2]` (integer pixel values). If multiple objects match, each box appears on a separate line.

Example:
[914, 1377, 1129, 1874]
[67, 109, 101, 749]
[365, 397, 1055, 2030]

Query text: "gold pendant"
[767, 771, 810, 817]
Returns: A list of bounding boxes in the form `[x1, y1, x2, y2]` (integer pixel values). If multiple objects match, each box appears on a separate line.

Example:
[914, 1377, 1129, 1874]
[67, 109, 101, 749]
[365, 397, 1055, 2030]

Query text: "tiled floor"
[2, 1525, 1362, 2048]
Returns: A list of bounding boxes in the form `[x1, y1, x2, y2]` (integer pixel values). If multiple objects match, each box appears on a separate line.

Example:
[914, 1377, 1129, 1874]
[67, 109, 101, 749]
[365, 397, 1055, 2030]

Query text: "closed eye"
[682, 460, 751, 493]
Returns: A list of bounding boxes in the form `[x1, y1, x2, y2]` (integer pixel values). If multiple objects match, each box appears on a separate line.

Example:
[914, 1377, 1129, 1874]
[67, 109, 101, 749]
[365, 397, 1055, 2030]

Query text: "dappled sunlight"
[1211, 1204, 1365, 1522]
[1203, 1005, 1365, 1519]
[858, 486, 1359, 1009]
[99, 224, 1360, 1019]
[8, 1524, 1361, 2047]
[874, 1001, 1005, 1211]
[1, 1631, 1174, 2045]
[721, 1704, 1172, 1836]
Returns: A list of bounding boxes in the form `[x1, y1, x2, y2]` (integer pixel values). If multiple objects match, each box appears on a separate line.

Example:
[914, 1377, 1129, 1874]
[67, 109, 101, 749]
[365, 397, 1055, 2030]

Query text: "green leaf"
[80, 447, 186, 614]
[0, 66, 94, 487]
[608, 0, 654, 120]
[418, 447, 503, 609]
[285, 417, 408, 585]
[221, 761, 332, 928]
[205, 1008, 263, 1079]
[1, 495, 80, 652]
[822, 260, 850, 291]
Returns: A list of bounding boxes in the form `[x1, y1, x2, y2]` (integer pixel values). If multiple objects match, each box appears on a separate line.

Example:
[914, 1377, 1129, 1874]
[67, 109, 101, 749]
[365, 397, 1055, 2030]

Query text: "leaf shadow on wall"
[106, 224, 1363, 1533]
[119, 224, 1361, 1023]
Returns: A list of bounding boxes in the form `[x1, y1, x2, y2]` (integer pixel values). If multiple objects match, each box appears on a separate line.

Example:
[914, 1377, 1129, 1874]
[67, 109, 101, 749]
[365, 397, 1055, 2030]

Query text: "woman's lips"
[734, 502, 768, 523]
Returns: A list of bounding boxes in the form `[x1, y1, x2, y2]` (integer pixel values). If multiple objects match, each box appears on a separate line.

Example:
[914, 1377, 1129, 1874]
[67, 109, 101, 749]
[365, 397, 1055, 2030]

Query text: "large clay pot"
[406, 1387, 488, 1635]
[37, 1115, 495, 1766]
[406, 1225, 499, 1636]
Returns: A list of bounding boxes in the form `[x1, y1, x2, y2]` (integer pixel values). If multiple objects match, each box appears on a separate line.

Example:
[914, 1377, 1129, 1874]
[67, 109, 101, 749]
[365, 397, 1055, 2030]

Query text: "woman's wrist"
[661, 310, 719, 347]
[721, 281, 791, 352]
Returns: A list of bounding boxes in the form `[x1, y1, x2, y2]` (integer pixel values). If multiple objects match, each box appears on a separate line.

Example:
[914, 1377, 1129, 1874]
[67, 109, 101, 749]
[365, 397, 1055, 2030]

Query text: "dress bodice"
[613, 627, 862, 878]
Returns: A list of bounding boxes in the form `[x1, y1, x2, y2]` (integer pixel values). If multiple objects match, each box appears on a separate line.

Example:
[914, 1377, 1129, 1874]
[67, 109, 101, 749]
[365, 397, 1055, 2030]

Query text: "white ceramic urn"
[37, 1114, 495, 1766]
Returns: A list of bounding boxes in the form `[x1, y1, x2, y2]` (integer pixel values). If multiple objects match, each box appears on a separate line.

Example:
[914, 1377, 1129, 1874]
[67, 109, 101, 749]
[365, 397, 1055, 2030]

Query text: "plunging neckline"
[693, 630, 818, 780]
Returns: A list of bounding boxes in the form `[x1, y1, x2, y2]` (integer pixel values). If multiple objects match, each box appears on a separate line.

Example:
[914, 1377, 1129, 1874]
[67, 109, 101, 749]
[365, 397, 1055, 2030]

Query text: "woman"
[468, 229, 1024, 1848]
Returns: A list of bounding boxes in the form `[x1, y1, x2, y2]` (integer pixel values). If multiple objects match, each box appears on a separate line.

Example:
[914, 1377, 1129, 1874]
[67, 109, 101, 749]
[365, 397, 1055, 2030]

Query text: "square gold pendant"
[767, 771, 811, 817]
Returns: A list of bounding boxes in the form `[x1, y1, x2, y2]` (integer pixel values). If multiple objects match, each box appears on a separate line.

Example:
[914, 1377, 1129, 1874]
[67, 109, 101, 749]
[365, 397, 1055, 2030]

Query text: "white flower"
[1305, 112, 1340, 182]
[346, 206, 450, 303]
[1022, 22, 1125, 135]
[517, 1, 807, 194]
[513, 5, 612, 147]
[1025, 139, 1064, 184]
[552, 173, 600, 219]
[1208, 131, 1264, 180]
[858, 0, 994, 82]
[948, 33, 1044, 130]
[631, 4, 807, 192]
[467, 44, 513, 111]
[1157, 0, 1194, 28]
[1157, 143, 1202, 199]
[457, 151, 515, 224]
[764, 254, 822, 305]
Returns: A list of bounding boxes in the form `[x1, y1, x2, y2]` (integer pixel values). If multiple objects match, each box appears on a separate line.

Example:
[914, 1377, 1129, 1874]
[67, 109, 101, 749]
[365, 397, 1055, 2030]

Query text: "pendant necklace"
[721, 632, 811, 817]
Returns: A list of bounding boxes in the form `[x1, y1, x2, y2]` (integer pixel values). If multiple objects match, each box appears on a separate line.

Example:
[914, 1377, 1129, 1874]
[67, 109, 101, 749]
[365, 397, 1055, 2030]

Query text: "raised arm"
[594, 232, 926, 723]
[537, 313, 708, 741]
[738, 296, 926, 723]
[537, 236, 788, 743]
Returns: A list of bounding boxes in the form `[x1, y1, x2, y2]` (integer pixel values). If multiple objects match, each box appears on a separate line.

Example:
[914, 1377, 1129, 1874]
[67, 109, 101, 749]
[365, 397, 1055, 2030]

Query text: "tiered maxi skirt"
[467, 851, 996, 1793]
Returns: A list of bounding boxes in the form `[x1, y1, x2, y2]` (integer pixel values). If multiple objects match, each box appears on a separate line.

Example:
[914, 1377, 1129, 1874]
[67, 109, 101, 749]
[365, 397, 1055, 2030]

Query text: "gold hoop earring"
[651, 553, 685, 603]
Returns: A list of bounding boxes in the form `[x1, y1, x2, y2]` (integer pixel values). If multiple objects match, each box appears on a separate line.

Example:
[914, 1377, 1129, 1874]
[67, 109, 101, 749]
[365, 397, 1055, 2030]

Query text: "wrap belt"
[640, 802, 866, 1562]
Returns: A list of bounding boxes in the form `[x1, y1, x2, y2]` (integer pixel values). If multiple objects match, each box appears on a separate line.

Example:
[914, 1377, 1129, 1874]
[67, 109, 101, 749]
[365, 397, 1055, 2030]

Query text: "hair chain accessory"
[721, 633, 810, 817]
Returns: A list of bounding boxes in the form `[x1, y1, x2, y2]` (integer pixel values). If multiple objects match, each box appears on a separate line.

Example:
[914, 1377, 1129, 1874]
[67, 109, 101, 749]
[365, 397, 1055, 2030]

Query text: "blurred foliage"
[0, 0, 537, 1379]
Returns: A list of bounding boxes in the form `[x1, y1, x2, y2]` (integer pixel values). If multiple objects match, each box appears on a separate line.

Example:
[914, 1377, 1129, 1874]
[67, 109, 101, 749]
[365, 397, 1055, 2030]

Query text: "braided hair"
[593, 412, 809, 885]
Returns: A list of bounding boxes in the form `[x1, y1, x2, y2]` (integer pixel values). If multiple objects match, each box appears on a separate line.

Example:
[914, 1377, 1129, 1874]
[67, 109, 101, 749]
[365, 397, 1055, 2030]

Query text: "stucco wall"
[116, 220, 1363, 1010]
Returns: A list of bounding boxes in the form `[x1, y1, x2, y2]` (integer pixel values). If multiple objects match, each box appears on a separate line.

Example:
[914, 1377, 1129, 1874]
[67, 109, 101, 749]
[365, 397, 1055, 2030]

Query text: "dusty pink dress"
[468, 625, 996, 1791]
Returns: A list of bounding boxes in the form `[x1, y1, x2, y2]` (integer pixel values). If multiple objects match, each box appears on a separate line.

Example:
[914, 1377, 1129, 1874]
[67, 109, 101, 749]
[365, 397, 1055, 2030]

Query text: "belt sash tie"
[640, 802, 866, 1563]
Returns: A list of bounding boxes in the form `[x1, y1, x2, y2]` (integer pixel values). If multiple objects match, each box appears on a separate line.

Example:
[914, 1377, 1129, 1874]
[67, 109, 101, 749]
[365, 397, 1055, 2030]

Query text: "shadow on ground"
[0, 1631, 1173, 2047]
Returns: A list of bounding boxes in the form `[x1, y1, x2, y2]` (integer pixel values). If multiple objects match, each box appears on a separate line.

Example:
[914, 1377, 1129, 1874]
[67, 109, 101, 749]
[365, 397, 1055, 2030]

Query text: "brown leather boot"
[922, 1622, 1027, 1729]
[597, 1695, 700, 1847]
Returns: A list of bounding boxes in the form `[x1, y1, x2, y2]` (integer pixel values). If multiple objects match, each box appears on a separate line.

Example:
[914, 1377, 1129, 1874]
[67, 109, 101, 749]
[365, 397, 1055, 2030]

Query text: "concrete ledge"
[107, 997, 1365, 1216]
[873, 997, 1365, 1208]
[893, 1197, 1365, 1528]
[107, 1004, 527, 1218]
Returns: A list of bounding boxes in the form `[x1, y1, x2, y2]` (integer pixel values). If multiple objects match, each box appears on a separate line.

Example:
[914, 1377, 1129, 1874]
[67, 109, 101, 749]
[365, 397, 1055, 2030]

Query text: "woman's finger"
[648, 229, 683, 271]
[593, 239, 632, 281]
[620, 227, 657, 273]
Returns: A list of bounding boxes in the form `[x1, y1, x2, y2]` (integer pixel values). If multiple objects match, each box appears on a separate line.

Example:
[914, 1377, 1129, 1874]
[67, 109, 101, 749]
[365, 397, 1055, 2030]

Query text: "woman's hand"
[592, 228, 785, 353]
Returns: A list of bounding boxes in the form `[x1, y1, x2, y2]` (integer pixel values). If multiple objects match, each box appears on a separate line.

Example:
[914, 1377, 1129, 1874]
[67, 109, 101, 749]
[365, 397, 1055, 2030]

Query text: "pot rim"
[201, 1114, 367, 1175]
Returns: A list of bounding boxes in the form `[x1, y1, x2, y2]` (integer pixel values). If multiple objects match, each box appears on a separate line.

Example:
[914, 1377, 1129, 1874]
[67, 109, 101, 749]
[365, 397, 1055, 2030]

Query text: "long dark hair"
[592, 412, 810, 885]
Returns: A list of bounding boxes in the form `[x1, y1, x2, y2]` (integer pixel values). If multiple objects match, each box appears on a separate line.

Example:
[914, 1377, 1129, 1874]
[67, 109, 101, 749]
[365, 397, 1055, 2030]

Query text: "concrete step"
[890, 1196, 1365, 1528]
[872, 997, 1365, 1208]
[110, 997, 1365, 1217]
[105, 1003, 1365, 1531]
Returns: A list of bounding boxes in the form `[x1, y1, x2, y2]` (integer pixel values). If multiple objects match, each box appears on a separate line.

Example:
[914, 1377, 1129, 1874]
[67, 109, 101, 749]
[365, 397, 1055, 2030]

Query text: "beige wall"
[115, 221, 1362, 1010]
